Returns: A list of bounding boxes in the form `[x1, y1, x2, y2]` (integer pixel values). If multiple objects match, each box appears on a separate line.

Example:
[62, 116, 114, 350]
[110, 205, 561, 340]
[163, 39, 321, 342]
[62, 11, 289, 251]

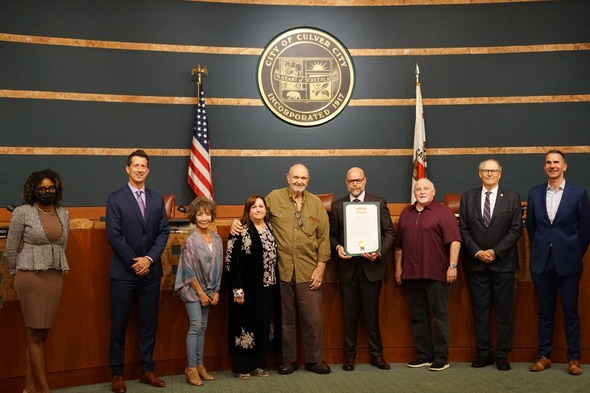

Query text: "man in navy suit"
[527, 150, 590, 376]
[459, 159, 522, 371]
[329, 167, 395, 371]
[106, 150, 170, 392]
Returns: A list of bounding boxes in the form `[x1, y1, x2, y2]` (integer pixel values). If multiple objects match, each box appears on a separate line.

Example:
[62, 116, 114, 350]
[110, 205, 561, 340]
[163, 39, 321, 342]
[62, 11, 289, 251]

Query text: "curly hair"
[240, 194, 269, 226]
[186, 196, 217, 225]
[22, 169, 64, 206]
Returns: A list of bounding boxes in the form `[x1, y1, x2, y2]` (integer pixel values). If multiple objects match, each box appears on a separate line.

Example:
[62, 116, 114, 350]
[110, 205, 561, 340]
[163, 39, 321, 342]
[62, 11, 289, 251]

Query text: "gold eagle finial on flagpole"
[191, 65, 208, 100]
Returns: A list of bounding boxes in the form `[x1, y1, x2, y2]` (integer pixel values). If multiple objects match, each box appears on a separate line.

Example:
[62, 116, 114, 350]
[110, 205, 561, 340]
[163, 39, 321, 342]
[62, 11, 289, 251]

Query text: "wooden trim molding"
[2, 89, 590, 106]
[188, 0, 541, 5]
[1, 33, 587, 57]
[0, 146, 588, 158]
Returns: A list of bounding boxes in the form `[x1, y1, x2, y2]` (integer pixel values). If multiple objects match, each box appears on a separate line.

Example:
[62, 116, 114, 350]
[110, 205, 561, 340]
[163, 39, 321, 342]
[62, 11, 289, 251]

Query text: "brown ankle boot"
[185, 367, 203, 386]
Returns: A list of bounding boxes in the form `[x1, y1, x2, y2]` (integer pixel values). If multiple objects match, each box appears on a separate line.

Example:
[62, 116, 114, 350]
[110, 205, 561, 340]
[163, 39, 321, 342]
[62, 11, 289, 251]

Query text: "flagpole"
[411, 64, 427, 204]
[188, 64, 214, 200]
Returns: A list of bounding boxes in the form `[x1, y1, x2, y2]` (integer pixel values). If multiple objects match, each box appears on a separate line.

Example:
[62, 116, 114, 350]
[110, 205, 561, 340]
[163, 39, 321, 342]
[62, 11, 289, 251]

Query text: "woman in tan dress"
[6, 169, 70, 393]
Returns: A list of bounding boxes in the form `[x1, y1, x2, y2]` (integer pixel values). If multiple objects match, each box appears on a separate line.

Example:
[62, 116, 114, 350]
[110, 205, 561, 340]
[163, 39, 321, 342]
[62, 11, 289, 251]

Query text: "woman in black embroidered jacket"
[225, 194, 280, 380]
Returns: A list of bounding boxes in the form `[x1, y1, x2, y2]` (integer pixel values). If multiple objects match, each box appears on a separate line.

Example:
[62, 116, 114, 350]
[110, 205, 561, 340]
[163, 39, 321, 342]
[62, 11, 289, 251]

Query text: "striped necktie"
[483, 191, 491, 228]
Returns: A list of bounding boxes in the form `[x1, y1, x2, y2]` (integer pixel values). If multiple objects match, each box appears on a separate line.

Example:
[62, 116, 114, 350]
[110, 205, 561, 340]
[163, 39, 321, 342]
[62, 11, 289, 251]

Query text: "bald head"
[346, 167, 366, 198]
[413, 178, 436, 207]
[287, 163, 310, 196]
[346, 167, 364, 179]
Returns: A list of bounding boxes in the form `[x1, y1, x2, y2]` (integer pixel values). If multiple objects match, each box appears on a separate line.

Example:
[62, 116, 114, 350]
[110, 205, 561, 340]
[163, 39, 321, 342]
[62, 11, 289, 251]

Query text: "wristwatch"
[449, 263, 458, 268]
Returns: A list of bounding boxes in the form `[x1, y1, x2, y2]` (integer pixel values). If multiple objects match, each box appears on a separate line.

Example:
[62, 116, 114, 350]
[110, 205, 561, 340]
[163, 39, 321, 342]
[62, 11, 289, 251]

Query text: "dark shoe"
[496, 358, 511, 371]
[407, 359, 433, 368]
[529, 356, 551, 372]
[278, 362, 298, 375]
[429, 362, 450, 371]
[342, 354, 355, 371]
[111, 375, 126, 393]
[370, 356, 391, 370]
[304, 361, 331, 374]
[568, 359, 582, 375]
[471, 355, 494, 368]
[139, 371, 166, 387]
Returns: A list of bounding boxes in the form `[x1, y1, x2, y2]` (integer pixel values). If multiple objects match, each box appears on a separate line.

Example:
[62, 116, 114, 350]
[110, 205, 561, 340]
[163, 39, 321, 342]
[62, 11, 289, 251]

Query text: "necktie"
[136, 190, 145, 218]
[483, 191, 491, 228]
[353, 199, 360, 203]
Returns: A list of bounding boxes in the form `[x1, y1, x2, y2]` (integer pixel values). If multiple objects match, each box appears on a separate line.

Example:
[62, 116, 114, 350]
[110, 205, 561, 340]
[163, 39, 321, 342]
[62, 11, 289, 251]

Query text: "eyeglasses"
[346, 177, 365, 185]
[37, 186, 56, 194]
[295, 211, 303, 227]
[479, 169, 501, 175]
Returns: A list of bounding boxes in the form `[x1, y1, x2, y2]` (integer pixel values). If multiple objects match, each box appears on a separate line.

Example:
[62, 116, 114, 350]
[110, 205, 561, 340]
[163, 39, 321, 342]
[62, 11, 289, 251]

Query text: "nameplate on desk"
[0, 228, 7, 239]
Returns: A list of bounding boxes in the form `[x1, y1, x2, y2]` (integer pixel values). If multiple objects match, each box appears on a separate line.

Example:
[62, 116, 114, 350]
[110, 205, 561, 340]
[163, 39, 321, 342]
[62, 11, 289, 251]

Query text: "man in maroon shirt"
[395, 178, 461, 372]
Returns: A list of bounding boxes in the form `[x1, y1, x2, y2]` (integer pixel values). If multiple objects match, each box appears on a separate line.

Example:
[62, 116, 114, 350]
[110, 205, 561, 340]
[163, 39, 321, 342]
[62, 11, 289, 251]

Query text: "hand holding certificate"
[343, 202, 381, 256]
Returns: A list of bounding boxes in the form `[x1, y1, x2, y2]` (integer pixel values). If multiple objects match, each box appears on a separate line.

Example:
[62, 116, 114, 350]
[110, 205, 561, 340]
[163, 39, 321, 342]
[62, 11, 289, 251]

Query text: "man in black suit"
[459, 158, 522, 371]
[329, 167, 395, 371]
[106, 150, 170, 393]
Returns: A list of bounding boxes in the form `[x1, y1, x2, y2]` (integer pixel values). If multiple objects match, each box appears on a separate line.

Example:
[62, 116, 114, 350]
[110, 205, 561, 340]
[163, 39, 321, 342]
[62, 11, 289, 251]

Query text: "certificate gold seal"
[358, 240, 366, 252]
[257, 27, 355, 127]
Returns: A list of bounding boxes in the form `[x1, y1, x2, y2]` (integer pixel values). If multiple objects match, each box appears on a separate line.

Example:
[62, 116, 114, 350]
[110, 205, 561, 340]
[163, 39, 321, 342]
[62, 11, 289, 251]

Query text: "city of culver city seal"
[257, 27, 355, 127]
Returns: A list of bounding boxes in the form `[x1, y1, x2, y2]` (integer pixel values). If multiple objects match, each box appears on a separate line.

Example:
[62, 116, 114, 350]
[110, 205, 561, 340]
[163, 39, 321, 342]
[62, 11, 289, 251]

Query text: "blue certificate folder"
[343, 202, 381, 256]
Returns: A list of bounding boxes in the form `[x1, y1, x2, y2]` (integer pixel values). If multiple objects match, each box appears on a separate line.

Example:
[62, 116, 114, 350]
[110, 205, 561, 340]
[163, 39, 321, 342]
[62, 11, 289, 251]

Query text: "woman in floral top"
[174, 197, 222, 386]
[225, 194, 280, 380]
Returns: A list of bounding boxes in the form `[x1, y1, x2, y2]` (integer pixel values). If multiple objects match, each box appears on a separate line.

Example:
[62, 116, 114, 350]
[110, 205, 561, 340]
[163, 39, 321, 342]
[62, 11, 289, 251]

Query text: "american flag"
[188, 83, 213, 199]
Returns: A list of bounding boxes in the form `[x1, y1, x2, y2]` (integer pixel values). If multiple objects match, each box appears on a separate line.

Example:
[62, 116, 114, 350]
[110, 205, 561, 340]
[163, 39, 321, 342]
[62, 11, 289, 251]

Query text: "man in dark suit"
[329, 167, 395, 371]
[459, 159, 522, 371]
[106, 149, 170, 393]
[527, 150, 590, 376]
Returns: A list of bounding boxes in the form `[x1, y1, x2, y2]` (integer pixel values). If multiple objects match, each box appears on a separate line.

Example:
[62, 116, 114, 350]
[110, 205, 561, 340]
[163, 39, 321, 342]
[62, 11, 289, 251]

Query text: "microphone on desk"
[177, 205, 187, 214]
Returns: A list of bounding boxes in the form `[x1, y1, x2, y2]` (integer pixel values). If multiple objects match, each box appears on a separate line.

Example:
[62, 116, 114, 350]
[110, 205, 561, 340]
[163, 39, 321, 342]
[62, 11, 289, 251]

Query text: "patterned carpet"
[52, 362, 588, 393]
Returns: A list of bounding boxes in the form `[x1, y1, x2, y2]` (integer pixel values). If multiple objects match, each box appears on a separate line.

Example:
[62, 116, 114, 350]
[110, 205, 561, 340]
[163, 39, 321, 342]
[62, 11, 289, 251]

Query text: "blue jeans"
[185, 301, 210, 367]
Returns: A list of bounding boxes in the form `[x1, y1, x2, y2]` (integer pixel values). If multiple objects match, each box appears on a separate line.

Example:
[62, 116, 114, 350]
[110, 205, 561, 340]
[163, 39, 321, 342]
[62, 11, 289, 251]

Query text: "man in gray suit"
[459, 158, 522, 371]
[329, 167, 395, 371]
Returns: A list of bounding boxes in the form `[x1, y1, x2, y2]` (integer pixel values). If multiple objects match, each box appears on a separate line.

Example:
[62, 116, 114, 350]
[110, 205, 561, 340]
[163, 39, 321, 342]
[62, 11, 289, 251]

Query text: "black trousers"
[404, 279, 451, 364]
[467, 269, 515, 359]
[339, 260, 384, 357]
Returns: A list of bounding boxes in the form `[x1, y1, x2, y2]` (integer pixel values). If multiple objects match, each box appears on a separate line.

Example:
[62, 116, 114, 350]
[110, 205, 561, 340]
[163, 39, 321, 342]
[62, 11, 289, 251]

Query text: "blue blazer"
[106, 185, 170, 281]
[526, 181, 590, 276]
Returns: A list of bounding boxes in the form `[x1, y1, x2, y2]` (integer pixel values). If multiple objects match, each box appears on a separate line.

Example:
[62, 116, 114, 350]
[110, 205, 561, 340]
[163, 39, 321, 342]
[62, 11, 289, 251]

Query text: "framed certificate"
[343, 202, 381, 256]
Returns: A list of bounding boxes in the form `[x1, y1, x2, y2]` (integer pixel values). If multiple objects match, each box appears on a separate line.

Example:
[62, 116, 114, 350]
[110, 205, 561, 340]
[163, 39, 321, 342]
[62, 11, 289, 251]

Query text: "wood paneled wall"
[1, 216, 589, 392]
